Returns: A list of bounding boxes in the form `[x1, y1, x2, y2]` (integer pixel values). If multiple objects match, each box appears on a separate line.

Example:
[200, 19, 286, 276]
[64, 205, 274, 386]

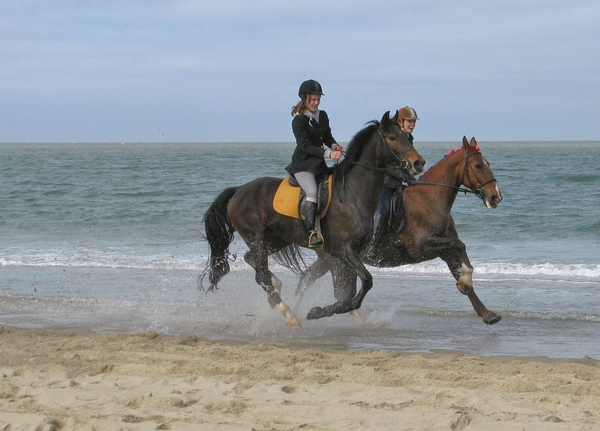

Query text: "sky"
[1, 1, 599, 143]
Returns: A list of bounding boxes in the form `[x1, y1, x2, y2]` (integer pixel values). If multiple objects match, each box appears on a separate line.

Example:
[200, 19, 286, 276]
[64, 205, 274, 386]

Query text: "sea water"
[1, 141, 599, 358]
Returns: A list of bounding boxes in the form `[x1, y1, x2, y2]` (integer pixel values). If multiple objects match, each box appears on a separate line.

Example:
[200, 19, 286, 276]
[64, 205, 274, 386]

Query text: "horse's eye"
[388, 135, 395, 141]
[475, 163, 482, 169]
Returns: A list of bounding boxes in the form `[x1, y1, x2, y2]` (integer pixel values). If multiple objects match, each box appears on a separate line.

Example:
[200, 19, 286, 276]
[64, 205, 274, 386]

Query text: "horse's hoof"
[483, 313, 502, 325]
[307, 306, 325, 320]
[287, 319, 302, 329]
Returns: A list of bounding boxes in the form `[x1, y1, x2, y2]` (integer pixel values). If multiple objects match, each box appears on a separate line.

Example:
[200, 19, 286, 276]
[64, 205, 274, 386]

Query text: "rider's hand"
[330, 150, 343, 161]
[333, 144, 344, 152]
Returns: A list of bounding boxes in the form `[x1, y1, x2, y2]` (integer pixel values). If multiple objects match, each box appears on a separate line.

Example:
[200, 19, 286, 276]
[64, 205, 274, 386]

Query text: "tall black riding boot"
[367, 212, 387, 260]
[303, 201, 324, 248]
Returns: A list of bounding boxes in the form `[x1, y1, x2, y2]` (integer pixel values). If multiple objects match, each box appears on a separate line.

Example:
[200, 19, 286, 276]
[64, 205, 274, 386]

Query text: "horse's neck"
[337, 142, 385, 211]
[419, 151, 464, 204]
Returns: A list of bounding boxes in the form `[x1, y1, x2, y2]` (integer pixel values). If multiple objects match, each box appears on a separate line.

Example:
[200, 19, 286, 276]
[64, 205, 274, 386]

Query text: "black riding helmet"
[298, 79, 324, 97]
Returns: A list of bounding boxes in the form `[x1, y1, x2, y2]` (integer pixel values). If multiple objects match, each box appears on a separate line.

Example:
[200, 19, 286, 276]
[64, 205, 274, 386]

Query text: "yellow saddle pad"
[273, 175, 333, 219]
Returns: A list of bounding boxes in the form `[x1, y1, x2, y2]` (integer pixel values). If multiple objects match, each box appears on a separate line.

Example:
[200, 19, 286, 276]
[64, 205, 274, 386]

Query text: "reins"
[407, 180, 478, 196]
[407, 150, 497, 199]
[333, 126, 416, 202]
[339, 129, 413, 172]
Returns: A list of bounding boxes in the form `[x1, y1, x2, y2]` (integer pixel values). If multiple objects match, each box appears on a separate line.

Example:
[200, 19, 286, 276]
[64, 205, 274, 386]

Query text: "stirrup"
[367, 243, 378, 260]
[308, 230, 324, 248]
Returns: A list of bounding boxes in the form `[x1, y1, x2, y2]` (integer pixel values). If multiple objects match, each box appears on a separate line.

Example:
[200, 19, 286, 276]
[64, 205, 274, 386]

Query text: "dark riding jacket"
[383, 132, 415, 188]
[286, 110, 337, 178]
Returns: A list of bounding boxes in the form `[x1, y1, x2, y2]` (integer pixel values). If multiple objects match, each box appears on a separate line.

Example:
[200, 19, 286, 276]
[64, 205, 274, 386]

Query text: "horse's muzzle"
[413, 158, 425, 175]
[481, 187, 502, 208]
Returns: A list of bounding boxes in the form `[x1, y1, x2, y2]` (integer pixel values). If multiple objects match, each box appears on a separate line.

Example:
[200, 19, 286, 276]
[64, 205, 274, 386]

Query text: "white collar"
[304, 109, 320, 123]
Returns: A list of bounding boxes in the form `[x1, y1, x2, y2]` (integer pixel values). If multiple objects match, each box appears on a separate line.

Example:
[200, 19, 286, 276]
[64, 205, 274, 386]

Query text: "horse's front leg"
[432, 237, 502, 325]
[292, 249, 331, 311]
[244, 250, 301, 328]
[307, 249, 373, 320]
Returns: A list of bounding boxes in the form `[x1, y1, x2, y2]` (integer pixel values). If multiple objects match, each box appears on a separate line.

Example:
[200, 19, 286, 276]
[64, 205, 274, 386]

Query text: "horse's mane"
[418, 146, 464, 180]
[334, 120, 379, 176]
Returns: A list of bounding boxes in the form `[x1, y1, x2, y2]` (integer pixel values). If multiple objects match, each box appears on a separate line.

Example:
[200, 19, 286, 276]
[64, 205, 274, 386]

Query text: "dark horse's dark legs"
[306, 248, 372, 319]
[244, 250, 280, 304]
[431, 236, 502, 325]
[245, 248, 286, 300]
[244, 247, 301, 328]
[292, 250, 330, 309]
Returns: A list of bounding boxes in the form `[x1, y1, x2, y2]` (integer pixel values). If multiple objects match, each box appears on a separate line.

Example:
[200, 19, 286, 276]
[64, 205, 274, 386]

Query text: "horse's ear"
[463, 136, 478, 153]
[390, 110, 399, 125]
[381, 111, 391, 126]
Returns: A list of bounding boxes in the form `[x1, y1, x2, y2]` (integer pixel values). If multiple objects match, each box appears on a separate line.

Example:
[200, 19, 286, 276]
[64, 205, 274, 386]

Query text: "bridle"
[411, 150, 497, 199]
[377, 129, 413, 171]
[334, 124, 418, 202]
[338, 124, 415, 173]
[461, 151, 497, 198]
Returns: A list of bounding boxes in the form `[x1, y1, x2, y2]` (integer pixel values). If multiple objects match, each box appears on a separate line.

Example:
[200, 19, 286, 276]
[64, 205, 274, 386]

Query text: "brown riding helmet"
[398, 106, 419, 120]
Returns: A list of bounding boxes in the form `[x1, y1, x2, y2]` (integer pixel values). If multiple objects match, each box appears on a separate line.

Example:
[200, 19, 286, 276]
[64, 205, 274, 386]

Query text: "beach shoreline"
[1, 326, 599, 430]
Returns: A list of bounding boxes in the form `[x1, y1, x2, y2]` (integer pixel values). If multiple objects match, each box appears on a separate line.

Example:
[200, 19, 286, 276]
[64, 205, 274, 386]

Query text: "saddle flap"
[273, 175, 333, 219]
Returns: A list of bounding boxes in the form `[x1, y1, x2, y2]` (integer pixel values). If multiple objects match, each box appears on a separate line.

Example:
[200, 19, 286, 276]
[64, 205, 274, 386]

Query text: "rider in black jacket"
[286, 79, 343, 248]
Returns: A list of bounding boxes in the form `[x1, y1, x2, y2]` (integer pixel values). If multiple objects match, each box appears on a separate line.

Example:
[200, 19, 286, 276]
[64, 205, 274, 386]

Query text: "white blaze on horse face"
[456, 263, 473, 294]
[483, 183, 502, 208]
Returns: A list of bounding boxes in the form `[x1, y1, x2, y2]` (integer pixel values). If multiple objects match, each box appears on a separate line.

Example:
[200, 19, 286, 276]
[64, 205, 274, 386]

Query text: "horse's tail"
[272, 243, 309, 275]
[200, 186, 238, 292]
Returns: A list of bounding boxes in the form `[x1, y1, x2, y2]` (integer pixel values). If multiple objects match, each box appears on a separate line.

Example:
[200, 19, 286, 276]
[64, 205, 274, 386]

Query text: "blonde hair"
[291, 95, 308, 116]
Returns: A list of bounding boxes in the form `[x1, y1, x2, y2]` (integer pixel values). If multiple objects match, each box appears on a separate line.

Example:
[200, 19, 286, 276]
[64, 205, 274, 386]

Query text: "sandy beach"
[0, 327, 598, 430]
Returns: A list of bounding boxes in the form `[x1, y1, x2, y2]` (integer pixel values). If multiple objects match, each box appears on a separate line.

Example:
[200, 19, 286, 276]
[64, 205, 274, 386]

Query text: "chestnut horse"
[201, 112, 425, 328]
[294, 137, 503, 325]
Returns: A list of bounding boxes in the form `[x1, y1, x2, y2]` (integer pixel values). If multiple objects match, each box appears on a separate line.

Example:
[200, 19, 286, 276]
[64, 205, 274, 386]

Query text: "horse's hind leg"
[435, 237, 502, 325]
[244, 249, 301, 328]
[245, 250, 283, 306]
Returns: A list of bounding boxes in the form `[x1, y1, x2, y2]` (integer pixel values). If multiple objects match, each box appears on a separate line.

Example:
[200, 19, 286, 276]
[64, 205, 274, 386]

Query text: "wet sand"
[1, 326, 599, 430]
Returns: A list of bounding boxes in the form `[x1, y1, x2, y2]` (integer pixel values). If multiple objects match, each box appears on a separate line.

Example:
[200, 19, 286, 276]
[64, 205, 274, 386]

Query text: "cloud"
[0, 0, 598, 142]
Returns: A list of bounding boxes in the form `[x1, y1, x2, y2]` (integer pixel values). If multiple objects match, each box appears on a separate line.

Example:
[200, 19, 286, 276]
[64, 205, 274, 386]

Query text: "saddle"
[388, 186, 406, 232]
[273, 174, 334, 219]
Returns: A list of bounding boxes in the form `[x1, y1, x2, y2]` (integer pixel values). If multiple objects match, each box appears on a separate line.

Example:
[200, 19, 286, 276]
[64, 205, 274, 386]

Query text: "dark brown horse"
[201, 112, 425, 327]
[294, 137, 504, 325]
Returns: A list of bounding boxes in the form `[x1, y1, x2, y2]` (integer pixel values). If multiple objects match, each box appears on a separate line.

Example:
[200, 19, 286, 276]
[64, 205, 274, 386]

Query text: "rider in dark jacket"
[368, 106, 419, 259]
[286, 79, 343, 248]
